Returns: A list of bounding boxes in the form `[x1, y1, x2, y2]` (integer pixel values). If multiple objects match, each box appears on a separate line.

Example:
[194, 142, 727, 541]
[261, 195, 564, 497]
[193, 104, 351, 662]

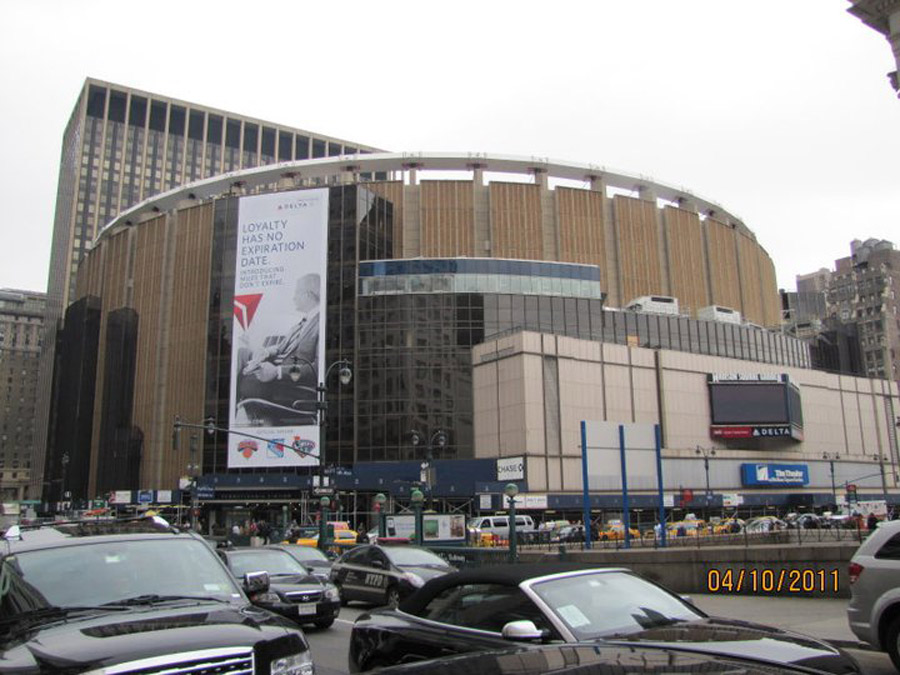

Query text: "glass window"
[225, 119, 241, 149]
[875, 534, 900, 560]
[108, 89, 127, 123]
[313, 139, 326, 158]
[243, 123, 258, 152]
[296, 135, 310, 159]
[128, 96, 147, 128]
[149, 100, 167, 132]
[416, 583, 550, 634]
[86, 85, 106, 118]
[328, 142, 342, 157]
[262, 126, 276, 157]
[278, 131, 293, 161]
[188, 110, 204, 141]
[207, 114, 224, 144]
[169, 105, 186, 137]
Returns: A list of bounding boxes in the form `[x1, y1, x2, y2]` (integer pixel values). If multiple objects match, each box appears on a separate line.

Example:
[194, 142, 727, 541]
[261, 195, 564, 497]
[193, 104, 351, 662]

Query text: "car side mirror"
[371, 559, 385, 569]
[243, 571, 270, 594]
[501, 620, 547, 642]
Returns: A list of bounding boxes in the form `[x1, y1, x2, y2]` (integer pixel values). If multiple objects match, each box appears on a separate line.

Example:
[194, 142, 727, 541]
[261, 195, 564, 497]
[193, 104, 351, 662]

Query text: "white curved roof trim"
[97, 152, 745, 242]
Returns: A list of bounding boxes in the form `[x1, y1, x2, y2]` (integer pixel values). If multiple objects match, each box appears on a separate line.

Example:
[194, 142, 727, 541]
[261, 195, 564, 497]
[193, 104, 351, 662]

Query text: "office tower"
[847, 0, 900, 97]
[0, 289, 45, 500]
[32, 77, 384, 498]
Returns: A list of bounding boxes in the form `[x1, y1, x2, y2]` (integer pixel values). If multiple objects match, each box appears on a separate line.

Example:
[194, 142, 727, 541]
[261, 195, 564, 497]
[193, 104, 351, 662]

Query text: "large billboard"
[228, 189, 328, 468]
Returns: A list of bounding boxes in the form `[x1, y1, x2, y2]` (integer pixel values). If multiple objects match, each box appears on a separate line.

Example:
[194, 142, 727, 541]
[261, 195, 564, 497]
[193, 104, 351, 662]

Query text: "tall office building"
[33, 77, 384, 498]
[0, 290, 45, 501]
[847, 0, 900, 97]
[796, 238, 900, 381]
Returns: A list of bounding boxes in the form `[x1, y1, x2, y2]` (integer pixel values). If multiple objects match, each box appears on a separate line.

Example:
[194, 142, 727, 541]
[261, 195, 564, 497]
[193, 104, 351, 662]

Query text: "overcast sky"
[1, 0, 897, 295]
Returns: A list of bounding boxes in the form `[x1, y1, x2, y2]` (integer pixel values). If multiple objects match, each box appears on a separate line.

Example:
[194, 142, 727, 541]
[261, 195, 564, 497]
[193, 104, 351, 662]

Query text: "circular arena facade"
[49, 152, 894, 522]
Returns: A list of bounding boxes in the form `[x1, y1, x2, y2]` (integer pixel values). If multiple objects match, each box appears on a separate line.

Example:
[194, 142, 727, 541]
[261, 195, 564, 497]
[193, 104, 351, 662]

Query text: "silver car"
[847, 518, 900, 669]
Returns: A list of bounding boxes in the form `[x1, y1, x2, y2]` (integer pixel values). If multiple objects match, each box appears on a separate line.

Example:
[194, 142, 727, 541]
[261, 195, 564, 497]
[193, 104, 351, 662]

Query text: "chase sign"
[741, 463, 809, 487]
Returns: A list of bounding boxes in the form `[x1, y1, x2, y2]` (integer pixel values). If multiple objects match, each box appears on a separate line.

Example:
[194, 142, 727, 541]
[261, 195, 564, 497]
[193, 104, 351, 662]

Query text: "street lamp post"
[505, 483, 519, 563]
[374, 493, 388, 539]
[318, 496, 331, 552]
[294, 360, 352, 502]
[410, 488, 425, 546]
[409, 429, 448, 508]
[822, 452, 840, 510]
[695, 446, 716, 513]
[874, 454, 890, 506]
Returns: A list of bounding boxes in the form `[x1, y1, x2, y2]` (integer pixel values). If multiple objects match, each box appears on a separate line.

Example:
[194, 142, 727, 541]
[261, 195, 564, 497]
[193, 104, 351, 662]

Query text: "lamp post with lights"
[505, 483, 519, 562]
[822, 452, 840, 510]
[411, 488, 425, 546]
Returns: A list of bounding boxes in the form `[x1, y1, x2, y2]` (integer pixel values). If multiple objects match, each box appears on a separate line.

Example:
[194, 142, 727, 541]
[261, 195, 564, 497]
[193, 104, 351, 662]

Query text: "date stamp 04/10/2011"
[706, 568, 841, 594]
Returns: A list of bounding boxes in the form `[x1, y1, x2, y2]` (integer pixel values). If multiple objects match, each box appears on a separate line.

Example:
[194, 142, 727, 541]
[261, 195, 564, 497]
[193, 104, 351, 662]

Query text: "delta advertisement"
[228, 189, 328, 468]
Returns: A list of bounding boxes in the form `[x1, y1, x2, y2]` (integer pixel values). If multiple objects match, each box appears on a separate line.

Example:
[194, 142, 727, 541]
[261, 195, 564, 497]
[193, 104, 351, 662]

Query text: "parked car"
[331, 543, 456, 607]
[372, 642, 825, 675]
[712, 517, 745, 534]
[744, 516, 788, 533]
[550, 524, 585, 543]
[467, 514, 535, 540]
[349, 563, 859, 673]
[847, 518, 900, 668]
[266, 542, 333, 582]
[218, 546, 341, 629]
[0, 518, 314, 673]
[596, 520, 640, 541]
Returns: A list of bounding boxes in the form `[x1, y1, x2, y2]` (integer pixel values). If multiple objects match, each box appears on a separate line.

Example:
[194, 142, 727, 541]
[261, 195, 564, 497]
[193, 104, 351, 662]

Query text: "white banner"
[228, 189, 329, 468]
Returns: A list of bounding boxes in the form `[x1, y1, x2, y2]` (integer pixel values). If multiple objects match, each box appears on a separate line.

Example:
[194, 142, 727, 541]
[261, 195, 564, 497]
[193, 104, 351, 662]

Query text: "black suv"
[0, 517, 314, 674]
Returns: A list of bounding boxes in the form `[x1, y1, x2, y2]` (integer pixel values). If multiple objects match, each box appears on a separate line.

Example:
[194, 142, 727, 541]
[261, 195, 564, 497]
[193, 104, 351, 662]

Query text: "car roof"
[2, 519, 190, 555]
[398, 563, 626, 614]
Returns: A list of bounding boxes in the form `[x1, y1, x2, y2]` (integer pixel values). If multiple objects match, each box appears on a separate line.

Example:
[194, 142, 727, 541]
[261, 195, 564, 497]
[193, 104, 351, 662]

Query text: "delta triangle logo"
[234, 294, 263, 330]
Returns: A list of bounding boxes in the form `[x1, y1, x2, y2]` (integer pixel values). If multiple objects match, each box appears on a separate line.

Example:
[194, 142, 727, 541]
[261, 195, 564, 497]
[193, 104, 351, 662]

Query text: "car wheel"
[886, 615, 900, 671]
[314, 618, 335, 629]
[385, 585, 401, 608]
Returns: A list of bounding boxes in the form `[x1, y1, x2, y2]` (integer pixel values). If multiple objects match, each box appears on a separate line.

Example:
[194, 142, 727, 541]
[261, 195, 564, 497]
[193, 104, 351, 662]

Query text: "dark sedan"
[218, 547, 341, 629]
[349, 564, 859, 673]
[267, 543, 333, 582]
[331, 544, 456, 607]
[373, 643, 823, 675]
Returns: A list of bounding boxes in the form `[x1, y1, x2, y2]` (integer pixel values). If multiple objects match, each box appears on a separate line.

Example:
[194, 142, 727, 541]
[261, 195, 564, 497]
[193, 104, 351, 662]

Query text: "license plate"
[297, 604, 317, 615]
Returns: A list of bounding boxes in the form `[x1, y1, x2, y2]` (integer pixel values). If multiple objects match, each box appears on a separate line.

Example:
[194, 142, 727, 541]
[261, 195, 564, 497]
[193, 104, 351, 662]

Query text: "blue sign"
[741, 463, 809, 487]
[137, 490, 154, 504]
[196, 486, 215, 500]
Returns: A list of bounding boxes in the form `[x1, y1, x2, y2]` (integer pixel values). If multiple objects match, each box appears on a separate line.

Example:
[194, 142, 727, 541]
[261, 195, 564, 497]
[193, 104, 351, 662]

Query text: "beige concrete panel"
[757, 248, 781, 327]
[562, 457, 585, 493]
[612, 195, 662, 305]
[631, 367, 659, 424]
[489, 183, 543, 260]
[800, 383, 849, 456]
[603, 342, 630, 366]
[555, 187, 607, 266]
[663, 206, 708, 317]
[603, 363, 633, 422]
[559, 359, 604, 457]
[736, 232, 764, 326]
[527, 456, 549, 492]
[630, 346, 655, 368]
[420, 180, 474, 257]
[858, 388, 881, 454]
[704, 218, 742, 312]
[657, 369, 712, 451]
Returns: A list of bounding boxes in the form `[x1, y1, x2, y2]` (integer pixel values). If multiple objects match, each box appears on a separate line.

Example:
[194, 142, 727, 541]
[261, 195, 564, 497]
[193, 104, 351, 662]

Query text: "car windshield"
[282, 546, 329, 564]
[529, 571, 703, 640]
[228, 550, 308, 577]
[383, 547, 447, 567]
[5, 538, 242, 609]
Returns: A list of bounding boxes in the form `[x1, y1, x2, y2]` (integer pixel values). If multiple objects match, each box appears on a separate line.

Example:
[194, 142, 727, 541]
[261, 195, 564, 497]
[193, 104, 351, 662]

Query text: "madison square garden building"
[45, 153, 900, 525]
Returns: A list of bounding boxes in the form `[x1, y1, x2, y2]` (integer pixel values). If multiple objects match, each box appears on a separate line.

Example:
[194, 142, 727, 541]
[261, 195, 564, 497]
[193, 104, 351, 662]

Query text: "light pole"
[505, 483, 519, 563]
[411, 488, 425, 545]
[822, 452, 840, 510]
[409, 429, 448, 508]
[874, 453, 890, 506]
[374, 493, 388, 539]
[695, 446, 716, 513]
[318, 495, 331, 552]
[294, 360, 352, 503]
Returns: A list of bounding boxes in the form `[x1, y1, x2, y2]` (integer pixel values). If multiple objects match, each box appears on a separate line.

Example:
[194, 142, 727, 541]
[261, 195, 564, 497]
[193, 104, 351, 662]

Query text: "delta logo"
[277, 200, 311, 211]
[234, 294, 263, 330]
[238, 440, 259, 459]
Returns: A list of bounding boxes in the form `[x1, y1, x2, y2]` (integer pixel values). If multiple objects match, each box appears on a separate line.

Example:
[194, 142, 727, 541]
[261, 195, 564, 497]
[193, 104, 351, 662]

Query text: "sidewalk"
[691, 593, 856, 644]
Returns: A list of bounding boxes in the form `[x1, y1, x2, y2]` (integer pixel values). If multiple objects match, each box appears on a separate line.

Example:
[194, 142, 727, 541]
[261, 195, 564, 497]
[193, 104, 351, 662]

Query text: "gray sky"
[1, 0, 897, 295]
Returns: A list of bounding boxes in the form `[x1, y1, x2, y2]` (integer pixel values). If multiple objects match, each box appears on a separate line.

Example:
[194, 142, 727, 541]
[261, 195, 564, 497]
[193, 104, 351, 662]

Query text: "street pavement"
[692, 593, 894, 674]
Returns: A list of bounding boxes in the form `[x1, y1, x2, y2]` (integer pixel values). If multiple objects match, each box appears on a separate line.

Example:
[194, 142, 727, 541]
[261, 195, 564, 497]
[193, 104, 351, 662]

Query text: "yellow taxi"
[597, 520, 641, 541]
[296, 528, 359, 549]
[667, 519, 708, 537]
